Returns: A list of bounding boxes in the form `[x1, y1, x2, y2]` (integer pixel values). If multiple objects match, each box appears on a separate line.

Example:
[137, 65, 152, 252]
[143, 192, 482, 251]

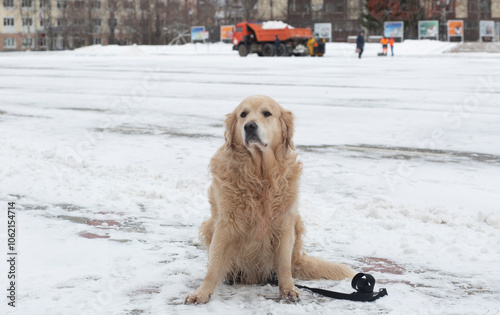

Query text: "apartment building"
[1, 0, 112, 51]
[0, 0, 196, 51]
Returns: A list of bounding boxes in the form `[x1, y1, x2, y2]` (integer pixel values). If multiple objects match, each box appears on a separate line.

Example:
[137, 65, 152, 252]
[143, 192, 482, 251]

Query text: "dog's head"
[224, 95, 295, 153]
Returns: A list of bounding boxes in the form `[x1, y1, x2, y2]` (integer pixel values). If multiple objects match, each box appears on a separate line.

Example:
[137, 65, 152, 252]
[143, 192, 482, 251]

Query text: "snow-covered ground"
[1, 42, 499, 314]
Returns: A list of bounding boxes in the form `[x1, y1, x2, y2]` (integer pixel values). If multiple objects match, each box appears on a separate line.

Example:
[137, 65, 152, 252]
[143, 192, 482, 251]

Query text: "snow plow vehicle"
[232, 21, 316, 57]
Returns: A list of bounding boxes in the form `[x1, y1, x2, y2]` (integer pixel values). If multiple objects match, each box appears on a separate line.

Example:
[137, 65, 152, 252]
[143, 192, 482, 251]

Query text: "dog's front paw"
[185, 290, 212, 304]
[280, 286, 301, 302]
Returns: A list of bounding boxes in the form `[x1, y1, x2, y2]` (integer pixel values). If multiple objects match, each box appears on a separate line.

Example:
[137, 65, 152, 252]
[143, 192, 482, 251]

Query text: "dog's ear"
[280, 109, 295, 150]
[223, 111, 237, 149]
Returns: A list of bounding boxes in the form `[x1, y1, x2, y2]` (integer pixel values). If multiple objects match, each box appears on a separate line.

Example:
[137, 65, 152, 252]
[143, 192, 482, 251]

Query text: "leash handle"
[352, 273, 376, 293]
[296, 273, 388, 302]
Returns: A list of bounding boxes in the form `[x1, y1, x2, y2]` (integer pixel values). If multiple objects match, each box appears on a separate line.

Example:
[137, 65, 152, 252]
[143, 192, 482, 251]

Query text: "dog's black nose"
[244, 122, 257, 132]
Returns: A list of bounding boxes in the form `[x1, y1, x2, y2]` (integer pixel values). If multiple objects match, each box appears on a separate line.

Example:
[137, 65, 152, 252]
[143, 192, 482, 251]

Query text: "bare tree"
[140, 0, 153, 44]
[121, 0, 144, 44]
[107, 0, 119, 44]
[39, 0, 53, 50]
[72, 1, 89, 48]
[19, 0, 34, 50]
[164, 0, 192, 45]
[58, 0, 71, 49]
[83, 0, 96, 45]
[242, 0, 259, 21]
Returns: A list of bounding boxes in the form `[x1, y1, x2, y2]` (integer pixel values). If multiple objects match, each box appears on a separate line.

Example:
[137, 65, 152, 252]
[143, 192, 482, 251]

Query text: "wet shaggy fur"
[185, 95, 355, 304]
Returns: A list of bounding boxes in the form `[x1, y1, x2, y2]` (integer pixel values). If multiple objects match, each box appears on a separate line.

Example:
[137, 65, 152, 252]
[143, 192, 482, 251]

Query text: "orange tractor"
[232, 21, 324, 57]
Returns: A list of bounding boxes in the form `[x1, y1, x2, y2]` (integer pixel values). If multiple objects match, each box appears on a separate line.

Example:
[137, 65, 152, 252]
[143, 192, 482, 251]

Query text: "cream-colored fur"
[185, 95, 355, 304]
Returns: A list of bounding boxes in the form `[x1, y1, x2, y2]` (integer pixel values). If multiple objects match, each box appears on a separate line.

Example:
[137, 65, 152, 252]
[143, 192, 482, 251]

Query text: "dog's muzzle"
[244, 122, 262, 145]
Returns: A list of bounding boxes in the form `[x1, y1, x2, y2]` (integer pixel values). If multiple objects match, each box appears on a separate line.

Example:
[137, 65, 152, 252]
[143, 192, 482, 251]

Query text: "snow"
[68, 40, 458, 58]
[262, 20, 294, 29]
[1, 41, 499, 315]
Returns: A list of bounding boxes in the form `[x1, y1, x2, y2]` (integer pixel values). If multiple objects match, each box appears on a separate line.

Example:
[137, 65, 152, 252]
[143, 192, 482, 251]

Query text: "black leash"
[296, 273, 388, 302]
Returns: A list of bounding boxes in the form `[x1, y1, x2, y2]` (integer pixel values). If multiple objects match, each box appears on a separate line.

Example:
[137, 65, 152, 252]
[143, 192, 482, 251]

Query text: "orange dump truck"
[232, 21, 314, 57]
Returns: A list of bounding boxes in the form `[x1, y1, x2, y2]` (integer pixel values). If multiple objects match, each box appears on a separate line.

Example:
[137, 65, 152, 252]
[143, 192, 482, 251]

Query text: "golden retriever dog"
[185, 95, 355, 304]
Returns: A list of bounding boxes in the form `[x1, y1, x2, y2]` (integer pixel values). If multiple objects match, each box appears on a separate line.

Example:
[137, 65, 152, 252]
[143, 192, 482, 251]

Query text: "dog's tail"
[292, 253, 356, 280]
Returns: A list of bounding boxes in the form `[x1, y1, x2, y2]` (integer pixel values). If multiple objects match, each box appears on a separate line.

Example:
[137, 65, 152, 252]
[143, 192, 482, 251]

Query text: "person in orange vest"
[380, 36, 389, 56]
[389, 37, 395, 56]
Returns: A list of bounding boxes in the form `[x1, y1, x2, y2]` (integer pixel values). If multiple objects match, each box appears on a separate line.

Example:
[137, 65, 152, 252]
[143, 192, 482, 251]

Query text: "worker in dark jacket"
[275, 35, 281, 56]
[356, 31, 365, 59]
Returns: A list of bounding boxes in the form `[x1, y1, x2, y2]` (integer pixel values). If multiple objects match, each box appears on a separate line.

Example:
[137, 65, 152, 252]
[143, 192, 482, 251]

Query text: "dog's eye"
[240, 111, 247, 118]
[263, 111, 272, 117]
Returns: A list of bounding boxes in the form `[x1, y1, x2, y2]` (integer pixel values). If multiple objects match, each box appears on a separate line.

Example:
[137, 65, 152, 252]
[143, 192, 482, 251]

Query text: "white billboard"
[418, 21, 439, 40]
[191, 26, 206, 42]
[480, 20, 495, 41]
[384, 21, 404, 40]
[314, 23, 332, 42]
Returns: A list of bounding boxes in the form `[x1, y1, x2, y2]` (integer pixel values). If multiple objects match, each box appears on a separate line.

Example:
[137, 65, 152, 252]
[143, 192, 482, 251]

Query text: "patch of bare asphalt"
[446, 42, 500, 53]
[358, 256, 495, 297]
[296, 144, 500, 165]
[18, 202, 147, 241]
[58, 107, 106, 112]
[0, 110, 48, 118]
[95, 124, 219, 139]
[19, 202, 195, 244]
